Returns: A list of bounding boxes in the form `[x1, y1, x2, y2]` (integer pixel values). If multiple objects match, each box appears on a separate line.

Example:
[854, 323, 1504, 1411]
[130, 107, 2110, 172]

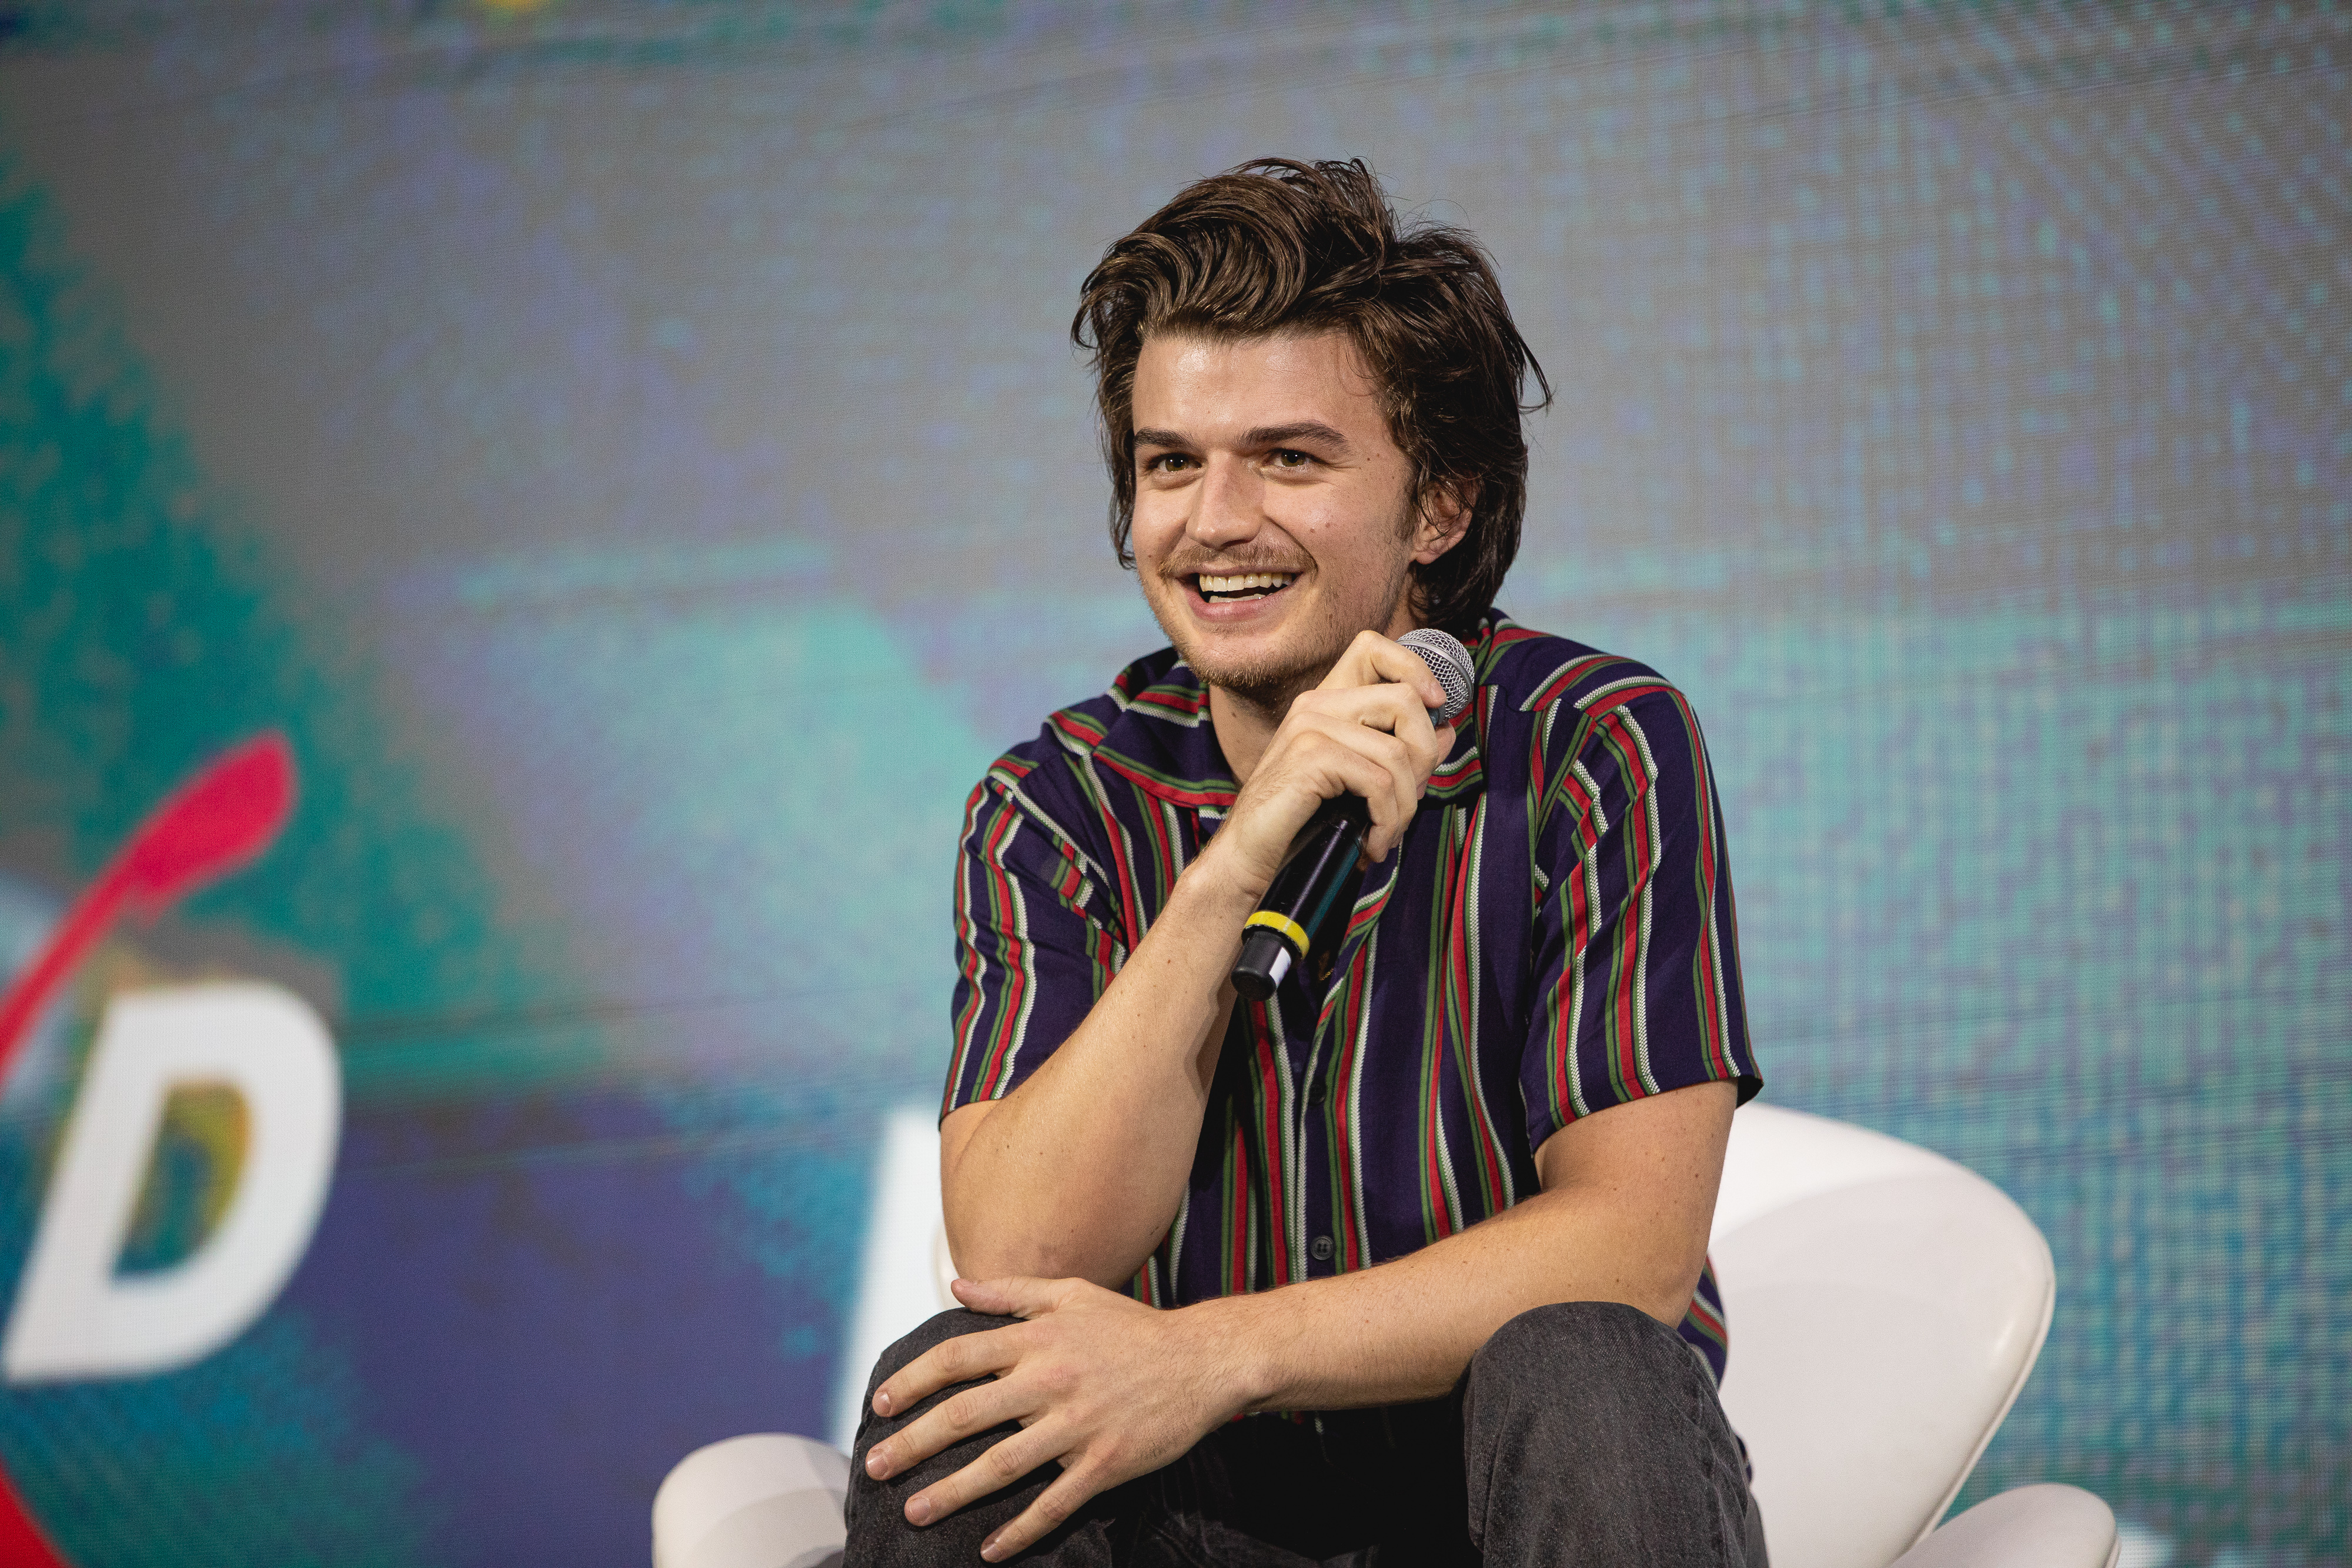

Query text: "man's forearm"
[1190, 1196, 1673, 1412]
[941, 849, 1262, 1287]
[1185, 1083, 1735, 1414]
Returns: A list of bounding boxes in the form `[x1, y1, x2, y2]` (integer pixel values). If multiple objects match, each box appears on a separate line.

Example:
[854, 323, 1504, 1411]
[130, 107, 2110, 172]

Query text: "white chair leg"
[1887, 1483, 2119, 1568]
[652, 1433, 850, 1568]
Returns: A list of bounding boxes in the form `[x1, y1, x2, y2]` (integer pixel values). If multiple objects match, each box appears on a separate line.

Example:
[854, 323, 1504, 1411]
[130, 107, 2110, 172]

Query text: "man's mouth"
[1194, 571, 1297, 603]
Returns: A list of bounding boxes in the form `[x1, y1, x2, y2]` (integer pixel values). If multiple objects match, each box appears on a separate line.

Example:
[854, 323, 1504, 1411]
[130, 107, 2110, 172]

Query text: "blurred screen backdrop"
[0, 2, 2344, 1564]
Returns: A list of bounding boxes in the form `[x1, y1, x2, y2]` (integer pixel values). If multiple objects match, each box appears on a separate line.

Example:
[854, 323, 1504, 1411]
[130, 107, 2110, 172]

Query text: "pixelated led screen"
[0, 3, 2343, 1564]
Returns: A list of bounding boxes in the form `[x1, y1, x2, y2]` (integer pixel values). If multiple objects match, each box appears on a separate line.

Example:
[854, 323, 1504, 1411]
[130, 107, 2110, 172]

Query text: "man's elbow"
[1632, 1251, 1709, 1327]
[1636, 1285, 1699, 1327]
[944, 1225, 1122, 1290]
[942, 1223, 1044, 1283]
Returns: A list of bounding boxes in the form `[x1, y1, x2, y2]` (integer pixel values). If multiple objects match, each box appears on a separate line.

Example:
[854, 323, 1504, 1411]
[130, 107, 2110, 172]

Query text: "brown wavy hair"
[1072, 158, 1550, 637]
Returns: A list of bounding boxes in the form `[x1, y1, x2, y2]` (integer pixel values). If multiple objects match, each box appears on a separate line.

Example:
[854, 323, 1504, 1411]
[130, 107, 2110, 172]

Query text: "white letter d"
[4, 982, 341, 1383]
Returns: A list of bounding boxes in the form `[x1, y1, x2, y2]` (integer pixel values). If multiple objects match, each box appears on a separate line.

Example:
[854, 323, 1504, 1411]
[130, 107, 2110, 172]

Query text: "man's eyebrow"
[1244, 422, 1351, 452]
[1129, 422, 1354, 453]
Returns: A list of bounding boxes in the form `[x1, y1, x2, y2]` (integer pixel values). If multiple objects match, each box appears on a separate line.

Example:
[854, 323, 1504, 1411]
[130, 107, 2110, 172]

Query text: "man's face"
[1127, 329, 1462, 708]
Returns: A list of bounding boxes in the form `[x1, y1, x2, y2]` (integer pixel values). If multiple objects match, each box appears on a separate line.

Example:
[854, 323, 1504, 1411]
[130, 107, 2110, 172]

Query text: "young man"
[844, 160, 1765, 1567]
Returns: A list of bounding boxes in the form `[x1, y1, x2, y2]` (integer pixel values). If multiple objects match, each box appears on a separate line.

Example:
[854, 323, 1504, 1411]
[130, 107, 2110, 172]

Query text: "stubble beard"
[1144, 543, 1416, 722]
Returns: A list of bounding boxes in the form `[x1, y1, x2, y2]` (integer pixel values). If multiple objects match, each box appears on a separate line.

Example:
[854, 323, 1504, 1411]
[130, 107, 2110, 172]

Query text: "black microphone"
[1230, 628, 1476, 1001]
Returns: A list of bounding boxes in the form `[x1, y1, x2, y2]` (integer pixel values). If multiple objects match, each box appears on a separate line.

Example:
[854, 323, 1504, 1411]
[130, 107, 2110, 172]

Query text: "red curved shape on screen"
[0, 733, 296, 1081]
[0, 1468, 64, 1568]
[0, 731, 300, 1568]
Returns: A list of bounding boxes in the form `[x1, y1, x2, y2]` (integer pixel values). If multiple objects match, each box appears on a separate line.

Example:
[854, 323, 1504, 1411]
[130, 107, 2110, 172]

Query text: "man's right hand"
[1201, 628, 1459, 898]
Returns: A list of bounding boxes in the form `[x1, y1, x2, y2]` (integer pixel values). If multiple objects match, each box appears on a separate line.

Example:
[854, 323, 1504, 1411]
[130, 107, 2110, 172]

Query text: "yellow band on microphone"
[1242, 910, 1312, 959]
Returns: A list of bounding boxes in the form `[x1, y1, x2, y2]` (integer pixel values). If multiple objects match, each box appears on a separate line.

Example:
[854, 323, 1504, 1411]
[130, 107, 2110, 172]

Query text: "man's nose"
[1187, 456, 1262, 548]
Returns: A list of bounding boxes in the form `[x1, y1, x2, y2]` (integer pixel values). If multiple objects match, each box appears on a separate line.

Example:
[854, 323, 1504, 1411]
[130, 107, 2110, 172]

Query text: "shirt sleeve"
[1521, 682, 1759, 1154]
[943, 771, 1128, 1119]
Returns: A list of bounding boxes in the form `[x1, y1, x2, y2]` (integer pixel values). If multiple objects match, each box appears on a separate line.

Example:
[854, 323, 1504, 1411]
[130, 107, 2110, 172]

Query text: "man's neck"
[1207, 683, 1296, 787]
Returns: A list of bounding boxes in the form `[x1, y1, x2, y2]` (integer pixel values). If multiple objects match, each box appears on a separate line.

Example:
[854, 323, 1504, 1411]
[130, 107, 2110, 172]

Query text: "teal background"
[0, 2, 2344, 1564]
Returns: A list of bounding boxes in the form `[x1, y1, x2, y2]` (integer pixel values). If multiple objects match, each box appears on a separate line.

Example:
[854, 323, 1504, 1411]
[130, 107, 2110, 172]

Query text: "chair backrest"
[1708, 1105, 2054, 1568]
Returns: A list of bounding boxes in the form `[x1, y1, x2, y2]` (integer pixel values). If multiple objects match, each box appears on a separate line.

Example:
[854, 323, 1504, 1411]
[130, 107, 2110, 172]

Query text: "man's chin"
[1161, 628, 1326, 709]
[1145, 583, 1358, 708]
[1191, 658, 1316, 709]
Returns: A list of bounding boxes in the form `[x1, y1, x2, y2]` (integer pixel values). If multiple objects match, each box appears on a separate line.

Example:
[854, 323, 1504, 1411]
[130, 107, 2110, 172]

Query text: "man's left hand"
[863, 1276, 1248, 1561]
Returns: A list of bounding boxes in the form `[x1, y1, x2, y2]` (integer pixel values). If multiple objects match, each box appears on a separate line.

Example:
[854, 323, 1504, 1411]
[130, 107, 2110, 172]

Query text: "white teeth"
[1198, 572, 1296, 594]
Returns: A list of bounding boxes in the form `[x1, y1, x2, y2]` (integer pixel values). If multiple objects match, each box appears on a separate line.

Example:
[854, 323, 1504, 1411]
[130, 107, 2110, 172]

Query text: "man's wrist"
[1177, 1290, 1284, 1418]
[1174, 830, 1274, 912]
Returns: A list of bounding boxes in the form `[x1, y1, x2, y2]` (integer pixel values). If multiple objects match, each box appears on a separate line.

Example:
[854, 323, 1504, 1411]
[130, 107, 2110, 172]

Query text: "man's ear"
[1413, 479, 1477, 566]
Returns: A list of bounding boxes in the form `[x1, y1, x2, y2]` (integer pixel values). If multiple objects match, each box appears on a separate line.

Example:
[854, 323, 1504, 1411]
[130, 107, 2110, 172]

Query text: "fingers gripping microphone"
[1230, 628, 1476, 1001]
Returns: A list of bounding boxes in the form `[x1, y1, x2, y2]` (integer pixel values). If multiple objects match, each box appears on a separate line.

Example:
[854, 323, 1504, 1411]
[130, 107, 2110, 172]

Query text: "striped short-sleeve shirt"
[944, 611, 1762, 1383]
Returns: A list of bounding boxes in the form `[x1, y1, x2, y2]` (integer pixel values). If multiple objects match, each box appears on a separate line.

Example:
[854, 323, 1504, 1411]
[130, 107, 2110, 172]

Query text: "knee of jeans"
[1469, 1300, 1690, 1411]
[863, 1309, 1014, 1405]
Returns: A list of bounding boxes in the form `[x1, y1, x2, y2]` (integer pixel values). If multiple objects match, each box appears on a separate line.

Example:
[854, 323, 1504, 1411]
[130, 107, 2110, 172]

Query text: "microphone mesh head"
[1398, 627, 1476, 725]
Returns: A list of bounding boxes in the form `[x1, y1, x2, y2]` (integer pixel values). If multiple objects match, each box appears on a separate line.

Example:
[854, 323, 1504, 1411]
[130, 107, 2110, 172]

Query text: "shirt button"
[1311, 1235, 1335, 1262]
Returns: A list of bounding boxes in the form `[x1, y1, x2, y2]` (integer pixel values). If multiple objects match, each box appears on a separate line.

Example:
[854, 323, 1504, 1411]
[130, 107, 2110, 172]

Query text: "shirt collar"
[1081, 654, 1239, 810]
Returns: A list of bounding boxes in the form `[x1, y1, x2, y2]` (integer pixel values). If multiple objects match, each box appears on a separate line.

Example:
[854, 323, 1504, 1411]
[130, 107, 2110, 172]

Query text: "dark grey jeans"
[843, 1300, 1768, 1567]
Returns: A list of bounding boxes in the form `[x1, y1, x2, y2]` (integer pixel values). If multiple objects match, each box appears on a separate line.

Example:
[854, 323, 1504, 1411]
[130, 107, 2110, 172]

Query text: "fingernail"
[907, 1496, 933, 1526]
[873, 1390, 893, 1416]
[980, 1534, 1002, 1562]
[866, 1449, 890, 1479]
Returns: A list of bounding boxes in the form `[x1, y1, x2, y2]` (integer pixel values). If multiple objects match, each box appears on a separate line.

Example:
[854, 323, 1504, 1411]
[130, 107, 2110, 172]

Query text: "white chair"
[653, 1432, 849, 1568]
[654, 1104, 2118, 1568]
[1711, 1104, 2117, 1568]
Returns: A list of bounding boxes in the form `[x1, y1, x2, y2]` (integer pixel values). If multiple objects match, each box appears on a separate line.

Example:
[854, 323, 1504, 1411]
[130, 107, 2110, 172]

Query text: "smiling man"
[843, 160, 1765, 1567]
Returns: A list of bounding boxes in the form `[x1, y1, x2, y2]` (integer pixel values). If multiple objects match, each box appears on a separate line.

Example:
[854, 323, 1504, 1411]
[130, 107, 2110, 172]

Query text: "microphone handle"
[1231, 793, 1369, 1001]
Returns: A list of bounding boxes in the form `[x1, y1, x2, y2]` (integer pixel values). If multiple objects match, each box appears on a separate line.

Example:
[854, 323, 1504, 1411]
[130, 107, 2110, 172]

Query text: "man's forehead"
[1131, 327, 1386, 442]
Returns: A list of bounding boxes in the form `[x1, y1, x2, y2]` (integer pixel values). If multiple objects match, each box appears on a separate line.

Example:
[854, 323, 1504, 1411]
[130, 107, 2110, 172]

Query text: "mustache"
[1157, 549, 1312, 580]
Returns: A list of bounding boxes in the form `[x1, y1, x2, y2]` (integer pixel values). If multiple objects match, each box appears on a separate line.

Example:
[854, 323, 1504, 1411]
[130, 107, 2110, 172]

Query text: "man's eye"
[1269, 449, 1312, 469]
[1144, 453, 1194, 473]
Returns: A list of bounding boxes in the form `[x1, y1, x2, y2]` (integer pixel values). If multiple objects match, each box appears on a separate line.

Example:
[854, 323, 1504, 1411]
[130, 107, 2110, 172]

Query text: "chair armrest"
[1888, 1484, 2119, 1568]
[653, 1433, 848, 1568]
